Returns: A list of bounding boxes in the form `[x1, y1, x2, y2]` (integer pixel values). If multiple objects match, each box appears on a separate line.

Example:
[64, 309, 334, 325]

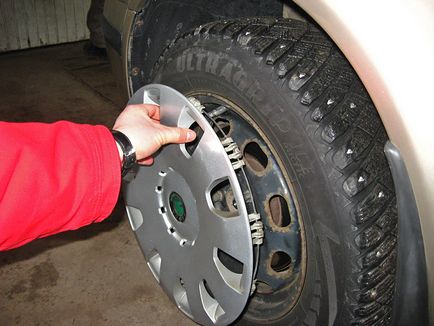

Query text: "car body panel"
[104, 0, 434, 321]
[103, 0, 133, 99]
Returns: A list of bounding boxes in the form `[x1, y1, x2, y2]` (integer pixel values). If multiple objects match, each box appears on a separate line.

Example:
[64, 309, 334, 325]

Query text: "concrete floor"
[0, 42, 195, 326]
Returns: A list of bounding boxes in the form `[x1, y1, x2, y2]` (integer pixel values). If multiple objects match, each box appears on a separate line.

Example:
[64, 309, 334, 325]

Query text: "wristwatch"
[111, 130, 137, 177]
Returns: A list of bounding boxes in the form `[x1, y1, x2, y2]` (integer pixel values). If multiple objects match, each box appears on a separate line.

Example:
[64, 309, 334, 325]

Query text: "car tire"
[149, 17, 397, 325]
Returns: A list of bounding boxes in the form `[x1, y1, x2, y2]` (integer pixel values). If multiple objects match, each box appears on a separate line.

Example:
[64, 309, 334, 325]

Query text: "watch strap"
[111, 130, 136, 177]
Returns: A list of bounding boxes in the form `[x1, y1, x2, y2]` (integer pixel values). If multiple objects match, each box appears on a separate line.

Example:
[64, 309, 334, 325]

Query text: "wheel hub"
[123, 84, 262, 325]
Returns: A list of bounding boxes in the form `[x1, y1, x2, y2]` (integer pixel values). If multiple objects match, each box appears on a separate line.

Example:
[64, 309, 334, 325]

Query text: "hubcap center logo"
[169, 192, 186, 222]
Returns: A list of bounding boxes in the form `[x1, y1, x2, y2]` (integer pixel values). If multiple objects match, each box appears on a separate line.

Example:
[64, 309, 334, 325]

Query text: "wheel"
[143, 17, 397, 325]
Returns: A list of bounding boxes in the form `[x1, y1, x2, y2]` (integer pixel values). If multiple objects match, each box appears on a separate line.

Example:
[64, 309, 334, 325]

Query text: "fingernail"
[186, 130, 195, 141]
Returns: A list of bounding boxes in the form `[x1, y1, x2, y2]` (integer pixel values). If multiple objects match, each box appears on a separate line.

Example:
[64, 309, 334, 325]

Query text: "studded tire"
[149, 17, 397, 325]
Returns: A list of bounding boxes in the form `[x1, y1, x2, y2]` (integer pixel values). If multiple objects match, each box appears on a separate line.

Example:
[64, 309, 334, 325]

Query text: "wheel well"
[127, 0, 283, 94]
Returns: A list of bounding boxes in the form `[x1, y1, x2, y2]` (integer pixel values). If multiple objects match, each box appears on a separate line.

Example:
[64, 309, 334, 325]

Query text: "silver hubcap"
[123, 85, 259, 325]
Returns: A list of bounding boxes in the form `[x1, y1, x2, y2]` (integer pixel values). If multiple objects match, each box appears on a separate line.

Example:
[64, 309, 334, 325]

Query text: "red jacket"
[0, 121, 121, 250]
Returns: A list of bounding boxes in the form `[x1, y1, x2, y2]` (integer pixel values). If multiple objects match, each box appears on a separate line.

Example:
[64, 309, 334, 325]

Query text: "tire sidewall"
[153, 35, 352, 325]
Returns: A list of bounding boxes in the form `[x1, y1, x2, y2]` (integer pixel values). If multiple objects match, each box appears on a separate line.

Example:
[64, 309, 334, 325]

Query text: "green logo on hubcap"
[169, 192, 186, 222]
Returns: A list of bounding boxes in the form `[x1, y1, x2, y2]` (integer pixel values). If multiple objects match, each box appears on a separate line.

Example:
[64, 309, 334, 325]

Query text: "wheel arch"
[125, 0, 283, 96]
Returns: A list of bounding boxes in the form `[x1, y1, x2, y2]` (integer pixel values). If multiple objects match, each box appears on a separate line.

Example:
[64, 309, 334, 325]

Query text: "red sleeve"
[0, 121, 121, 250]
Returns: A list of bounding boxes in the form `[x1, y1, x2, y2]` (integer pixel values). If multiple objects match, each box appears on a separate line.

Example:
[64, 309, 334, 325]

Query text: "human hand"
[113, 104, 196, 165]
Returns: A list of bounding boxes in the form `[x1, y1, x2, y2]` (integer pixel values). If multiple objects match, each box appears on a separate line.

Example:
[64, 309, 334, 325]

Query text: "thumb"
[160, 126, 196, 145]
